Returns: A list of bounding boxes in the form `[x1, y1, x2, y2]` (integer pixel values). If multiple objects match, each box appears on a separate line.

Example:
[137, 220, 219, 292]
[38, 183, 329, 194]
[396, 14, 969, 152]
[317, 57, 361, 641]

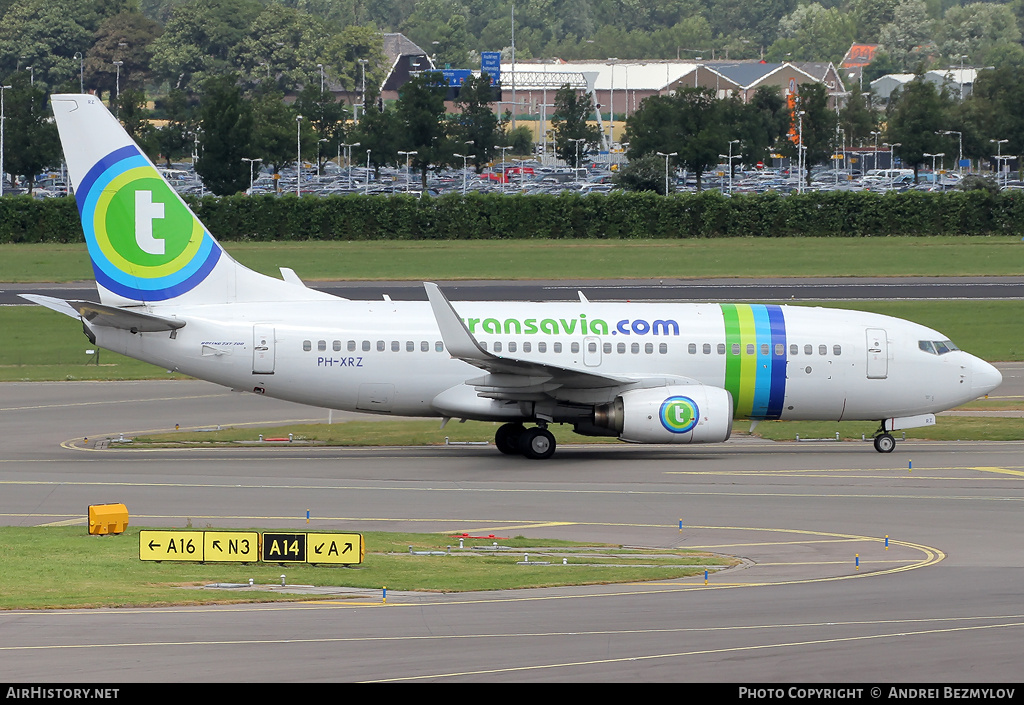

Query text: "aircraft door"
[253, 325, 276, 374]
[866, 328, 887, 379]
[584, 336, 602, 367]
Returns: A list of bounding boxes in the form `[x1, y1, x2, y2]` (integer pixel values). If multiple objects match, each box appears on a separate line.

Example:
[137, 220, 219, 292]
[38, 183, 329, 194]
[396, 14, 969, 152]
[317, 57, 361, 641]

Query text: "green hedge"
[4, 190, 1024, 244]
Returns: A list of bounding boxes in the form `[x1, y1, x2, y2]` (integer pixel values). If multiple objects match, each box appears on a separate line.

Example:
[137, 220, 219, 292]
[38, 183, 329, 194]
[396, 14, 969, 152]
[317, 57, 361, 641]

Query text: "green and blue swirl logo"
[76, 146, 221, 301]
[660, 396, 699, 434]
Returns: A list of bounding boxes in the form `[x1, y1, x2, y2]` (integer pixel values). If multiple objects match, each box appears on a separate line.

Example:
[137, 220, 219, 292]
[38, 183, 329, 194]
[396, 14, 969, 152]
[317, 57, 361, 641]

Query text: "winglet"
[423, 282, 492, 361]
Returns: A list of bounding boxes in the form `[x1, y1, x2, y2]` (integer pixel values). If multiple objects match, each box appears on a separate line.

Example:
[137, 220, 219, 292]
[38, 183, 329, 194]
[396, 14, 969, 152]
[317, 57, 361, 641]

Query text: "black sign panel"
[261, 533, 307, 562]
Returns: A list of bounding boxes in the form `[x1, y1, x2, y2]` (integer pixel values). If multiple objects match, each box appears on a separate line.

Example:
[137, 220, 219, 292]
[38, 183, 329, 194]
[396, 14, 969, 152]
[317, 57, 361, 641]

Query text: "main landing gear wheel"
[519, 427, 556, 460]
[873, 432, 896, 453]
[494, 422, 525, 455]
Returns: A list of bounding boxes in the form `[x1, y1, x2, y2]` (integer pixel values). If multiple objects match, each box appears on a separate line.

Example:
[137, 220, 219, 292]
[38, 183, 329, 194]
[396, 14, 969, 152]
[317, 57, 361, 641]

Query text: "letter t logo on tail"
[135, 190, 166, 255]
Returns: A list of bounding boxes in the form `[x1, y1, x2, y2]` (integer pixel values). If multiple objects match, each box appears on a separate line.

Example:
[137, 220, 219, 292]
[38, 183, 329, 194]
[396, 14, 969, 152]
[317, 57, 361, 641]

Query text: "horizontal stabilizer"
[74, 301, 186, 332]
[19, 294, 81, 319]
[22, 294, 185, 332]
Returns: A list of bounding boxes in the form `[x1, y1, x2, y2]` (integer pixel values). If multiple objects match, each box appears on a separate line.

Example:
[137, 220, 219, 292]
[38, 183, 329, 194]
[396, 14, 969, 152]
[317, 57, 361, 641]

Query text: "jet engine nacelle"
[593, 385, 734, 444]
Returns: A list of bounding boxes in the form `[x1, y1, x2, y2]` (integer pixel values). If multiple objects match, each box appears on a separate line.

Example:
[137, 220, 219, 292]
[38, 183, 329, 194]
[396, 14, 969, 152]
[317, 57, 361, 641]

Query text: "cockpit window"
[919, 340, 959, 355]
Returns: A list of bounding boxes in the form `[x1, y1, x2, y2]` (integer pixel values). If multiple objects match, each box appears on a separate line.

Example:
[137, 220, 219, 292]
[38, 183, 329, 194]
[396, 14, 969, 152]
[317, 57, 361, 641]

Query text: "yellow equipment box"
[88, 503, 129, 535]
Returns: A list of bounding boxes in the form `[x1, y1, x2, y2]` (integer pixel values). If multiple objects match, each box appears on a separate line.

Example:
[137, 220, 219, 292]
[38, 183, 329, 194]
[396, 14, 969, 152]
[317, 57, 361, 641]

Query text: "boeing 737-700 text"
[23, 95, 1003, 459]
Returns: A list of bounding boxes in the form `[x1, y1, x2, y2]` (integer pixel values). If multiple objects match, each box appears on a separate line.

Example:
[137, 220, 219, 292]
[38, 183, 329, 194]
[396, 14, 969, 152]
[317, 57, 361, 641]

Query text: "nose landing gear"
[873, 425, 896, 453]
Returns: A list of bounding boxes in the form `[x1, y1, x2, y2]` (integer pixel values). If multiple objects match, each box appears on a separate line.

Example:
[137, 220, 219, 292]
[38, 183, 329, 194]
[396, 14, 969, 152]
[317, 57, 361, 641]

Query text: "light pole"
[0, 85, 10, 197]
[364, 149, 371, 195]
[568, 138, 585, 176]
[357, 58, 368, 122]
[990, 138, 1008, 187]
[242, 157, 262, 194]
[656, 151, 677, 195]
[317, 138, 328, 182]
[317, 63, 325, 93]
[340, 142, 359, 189]
[797, 110, 805, 194]
[398, 150, 417, 193]
[870, 130, 881, 171]
[721, 139, 739, 195]
[453, 153, 474, 194]
[112, 60, 123, 106]
[607, 57, 618, 147]
[884, 142, 901, 189]
[74, 52, 83, 93]
[495, 145, 511, 192]
[295, 115, 303, 197]
[940, 131, 964, 173]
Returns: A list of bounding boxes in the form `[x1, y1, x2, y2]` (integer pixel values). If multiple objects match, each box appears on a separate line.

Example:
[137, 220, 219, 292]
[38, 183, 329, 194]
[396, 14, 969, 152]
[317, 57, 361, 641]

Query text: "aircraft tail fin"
[50, 94, 326, 307]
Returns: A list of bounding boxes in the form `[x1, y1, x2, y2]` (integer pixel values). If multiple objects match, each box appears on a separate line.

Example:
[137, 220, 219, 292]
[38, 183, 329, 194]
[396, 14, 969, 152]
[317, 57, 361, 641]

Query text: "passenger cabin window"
[538, 342, 547, 353]
[688, 343, 697, 354]
[509, 342, 517, 353]
[435, 341, 444, 352]
[660, 343, 668, 354]
[421, 341, 429, 352]
[302, 340, 311, 351]
[804, 344, 813, 355]
[571, 342, 580, 353]
[333, 340, 341, 352]
[348, 340, 356, 352]
[318, 340, 326, 352]
[703, 343, 711, 355]
[818, 344, 827, 356]
[833, 345, 842, 356]
[406, 341, 414, 352]
[554, 343, 562, 353]
[377, 340, 385, 352]
[362, 340, 371, 352]
[524, 342, 532, 353]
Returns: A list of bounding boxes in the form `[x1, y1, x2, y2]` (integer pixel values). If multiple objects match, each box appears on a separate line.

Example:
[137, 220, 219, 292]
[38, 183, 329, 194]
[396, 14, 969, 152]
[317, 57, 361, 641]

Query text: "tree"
[352, 86, 402, 177]
[766, 3, 856, 63]
[152, 89, 195, 167]
[293, 84, 349, 174]
[885, 77, 952, 181]
[0, 0, 97, 90]
[550, 85, 601, 168]
[613, 153, 673, 194]
[394, 72, 449, 186]
[116, 88, 160, 162]
[231, 3, 329, 94]
[322, 25, 388, 99]
[195, 75, 254, 195]
[1, 75, 60, 193]
[623, 87, 728, 190]
[250, 87, 299, 189]
[84, 11, 162, 100]
[449, 73, 500, 170]
[149, 0, 260, 92]
[781, 82, 836, 185]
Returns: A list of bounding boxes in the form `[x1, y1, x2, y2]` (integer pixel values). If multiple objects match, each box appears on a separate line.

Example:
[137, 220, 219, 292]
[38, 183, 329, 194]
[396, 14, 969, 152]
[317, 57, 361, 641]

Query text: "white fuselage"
[90, 297, 998, 424]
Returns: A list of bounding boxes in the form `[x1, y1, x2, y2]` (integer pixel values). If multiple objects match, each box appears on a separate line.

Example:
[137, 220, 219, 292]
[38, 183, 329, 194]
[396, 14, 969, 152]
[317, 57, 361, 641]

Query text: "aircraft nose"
[970, 357, 1003, 398]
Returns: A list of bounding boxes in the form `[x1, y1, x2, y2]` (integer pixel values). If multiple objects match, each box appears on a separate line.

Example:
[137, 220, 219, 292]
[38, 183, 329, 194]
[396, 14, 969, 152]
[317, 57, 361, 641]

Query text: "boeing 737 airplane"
[24, 94, 1002, 459]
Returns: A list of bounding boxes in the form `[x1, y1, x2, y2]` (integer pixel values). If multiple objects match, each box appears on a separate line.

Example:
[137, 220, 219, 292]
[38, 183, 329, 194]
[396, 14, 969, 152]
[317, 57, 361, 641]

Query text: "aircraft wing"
[424, 282, 631, 393]
[21, 294, 185, 332]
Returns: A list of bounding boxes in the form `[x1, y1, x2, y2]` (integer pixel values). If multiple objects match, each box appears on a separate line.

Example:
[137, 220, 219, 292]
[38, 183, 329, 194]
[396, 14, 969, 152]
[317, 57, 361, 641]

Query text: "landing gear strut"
[494, 422, 556, 460]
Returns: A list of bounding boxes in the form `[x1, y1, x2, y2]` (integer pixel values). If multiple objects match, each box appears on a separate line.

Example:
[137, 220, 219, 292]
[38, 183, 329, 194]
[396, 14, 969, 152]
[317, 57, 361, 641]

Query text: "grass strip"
[2, 236, 1023, 282]
[0, 527, 730, 609]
